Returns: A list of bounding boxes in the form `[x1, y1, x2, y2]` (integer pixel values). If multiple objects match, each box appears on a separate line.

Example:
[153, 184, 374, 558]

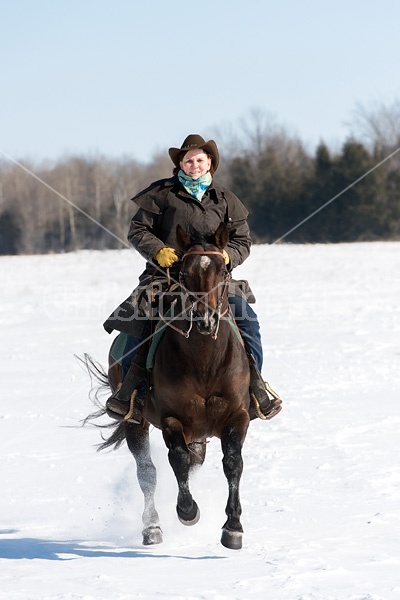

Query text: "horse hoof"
[142, 526, 163, 545]
[177, 502, 200, 526]
[221, 528, 242, 550]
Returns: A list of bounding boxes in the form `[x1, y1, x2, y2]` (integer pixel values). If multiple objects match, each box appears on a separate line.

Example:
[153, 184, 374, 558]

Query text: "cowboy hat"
[168, 134, 219, 171]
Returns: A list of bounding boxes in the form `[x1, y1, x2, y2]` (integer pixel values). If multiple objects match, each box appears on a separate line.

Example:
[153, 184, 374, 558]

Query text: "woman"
[104, 134, 281, 421]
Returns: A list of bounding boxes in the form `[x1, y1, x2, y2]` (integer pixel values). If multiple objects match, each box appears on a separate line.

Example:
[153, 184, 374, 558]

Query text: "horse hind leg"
[163, 417, 200, 526]
[125, 421, 163, 545]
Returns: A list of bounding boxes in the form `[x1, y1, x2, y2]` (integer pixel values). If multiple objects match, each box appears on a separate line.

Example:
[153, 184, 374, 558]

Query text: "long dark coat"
[104, 176, 255, 337]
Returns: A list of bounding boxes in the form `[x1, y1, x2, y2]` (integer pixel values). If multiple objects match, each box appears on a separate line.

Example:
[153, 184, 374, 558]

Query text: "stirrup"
[106, 389, 142, 423]
[250, 382, 282, 420]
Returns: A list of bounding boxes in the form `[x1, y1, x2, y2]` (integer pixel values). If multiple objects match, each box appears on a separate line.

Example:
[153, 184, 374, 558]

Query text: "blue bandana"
[178, 170, 212, 201]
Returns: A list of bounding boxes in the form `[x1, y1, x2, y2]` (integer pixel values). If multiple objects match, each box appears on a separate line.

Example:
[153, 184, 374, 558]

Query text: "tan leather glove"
[222, 250, 230, 265]
[154, 247, 179, 268]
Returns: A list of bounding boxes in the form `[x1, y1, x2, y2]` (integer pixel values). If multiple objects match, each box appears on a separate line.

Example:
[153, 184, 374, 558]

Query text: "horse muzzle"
[194, 308, 219, 337]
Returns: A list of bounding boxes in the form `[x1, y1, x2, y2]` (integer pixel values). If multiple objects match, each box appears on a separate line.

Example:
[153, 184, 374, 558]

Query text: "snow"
[1, 242, 400, 600]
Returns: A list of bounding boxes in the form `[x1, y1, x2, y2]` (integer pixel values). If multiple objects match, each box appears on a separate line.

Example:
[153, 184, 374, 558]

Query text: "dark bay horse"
[87, 223, 251, 549]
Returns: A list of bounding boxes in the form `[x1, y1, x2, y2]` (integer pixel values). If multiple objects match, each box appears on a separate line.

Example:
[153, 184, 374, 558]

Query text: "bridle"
[159, 249, 231, 340]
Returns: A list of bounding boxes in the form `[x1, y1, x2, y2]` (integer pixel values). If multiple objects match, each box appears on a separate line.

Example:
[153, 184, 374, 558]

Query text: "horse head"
[176, 223, 230, 338]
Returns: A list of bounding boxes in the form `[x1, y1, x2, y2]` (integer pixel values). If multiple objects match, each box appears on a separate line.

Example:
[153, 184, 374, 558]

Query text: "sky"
[1, 0, 400, 165]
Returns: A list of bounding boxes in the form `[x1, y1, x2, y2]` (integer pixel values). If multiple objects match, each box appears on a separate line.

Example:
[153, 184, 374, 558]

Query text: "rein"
[160, 249, 230, 340]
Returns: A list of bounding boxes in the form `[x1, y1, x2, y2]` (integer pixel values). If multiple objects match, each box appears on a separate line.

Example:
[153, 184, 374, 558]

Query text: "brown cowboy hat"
[168, 134, 219, 171]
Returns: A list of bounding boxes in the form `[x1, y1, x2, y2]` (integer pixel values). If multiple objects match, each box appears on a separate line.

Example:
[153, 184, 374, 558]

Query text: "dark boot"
[247, 354, 282, 420]
[106, 352, 147, 422]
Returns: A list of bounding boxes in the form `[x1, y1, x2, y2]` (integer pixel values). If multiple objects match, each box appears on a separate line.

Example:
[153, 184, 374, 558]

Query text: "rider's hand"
[222, 250, 230, 265]
[154, 247, 179, 268]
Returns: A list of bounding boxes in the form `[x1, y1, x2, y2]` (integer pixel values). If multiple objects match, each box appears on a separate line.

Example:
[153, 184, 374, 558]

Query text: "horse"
[85, 222, 252, 550]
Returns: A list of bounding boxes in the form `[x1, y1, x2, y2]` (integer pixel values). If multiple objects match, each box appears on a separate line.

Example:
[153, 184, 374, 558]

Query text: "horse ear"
[214, 222, 229, 250]
[176, 224, 191, 251]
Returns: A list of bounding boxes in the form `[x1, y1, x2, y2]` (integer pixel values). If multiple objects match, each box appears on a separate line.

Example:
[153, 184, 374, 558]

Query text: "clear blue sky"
[1, 0, 399, 164]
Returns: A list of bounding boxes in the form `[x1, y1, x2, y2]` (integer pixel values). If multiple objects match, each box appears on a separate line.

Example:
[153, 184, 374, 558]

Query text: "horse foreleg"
[162, 417, 200, 526]
[125, 422, 163, 545]
[220, 418, 248, 550]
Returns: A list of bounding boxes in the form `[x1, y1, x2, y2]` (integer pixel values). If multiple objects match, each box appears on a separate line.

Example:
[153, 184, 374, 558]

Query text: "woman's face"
[180, 149, 211, 179]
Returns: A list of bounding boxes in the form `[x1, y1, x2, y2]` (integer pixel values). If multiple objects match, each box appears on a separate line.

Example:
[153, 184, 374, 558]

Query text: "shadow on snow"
[0, 532, 226, 562]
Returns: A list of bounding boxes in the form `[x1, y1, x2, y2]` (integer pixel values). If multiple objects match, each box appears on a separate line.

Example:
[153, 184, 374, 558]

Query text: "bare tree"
[349, 99, 400, 160]
[212, 107, 281, 162]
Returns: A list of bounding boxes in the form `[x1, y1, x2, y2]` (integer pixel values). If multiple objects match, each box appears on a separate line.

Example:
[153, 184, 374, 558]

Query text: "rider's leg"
[228, 295, 263, 370]
[106, 320, 150, 419]
[228, 295, 281, 419]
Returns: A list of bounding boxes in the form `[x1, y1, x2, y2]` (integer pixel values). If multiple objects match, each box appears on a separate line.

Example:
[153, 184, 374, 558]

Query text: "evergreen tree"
[0, 210, 21, 254]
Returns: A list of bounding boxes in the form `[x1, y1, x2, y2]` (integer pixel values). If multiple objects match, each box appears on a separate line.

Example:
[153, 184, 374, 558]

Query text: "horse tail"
[78, 352, 109, 396]
[96, 421, 127, 452]
[77, 353, 127, 452]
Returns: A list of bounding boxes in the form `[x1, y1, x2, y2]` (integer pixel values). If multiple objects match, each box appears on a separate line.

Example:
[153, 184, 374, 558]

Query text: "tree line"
[1, 103, 399, 254]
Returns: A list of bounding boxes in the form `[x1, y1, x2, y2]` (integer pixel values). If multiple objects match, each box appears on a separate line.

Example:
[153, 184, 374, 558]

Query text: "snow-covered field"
[1, 242, 399, 600]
